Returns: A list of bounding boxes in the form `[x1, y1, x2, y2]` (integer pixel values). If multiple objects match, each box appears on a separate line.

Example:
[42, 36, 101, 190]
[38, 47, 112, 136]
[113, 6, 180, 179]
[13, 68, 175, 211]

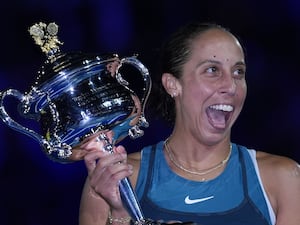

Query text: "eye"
[205, 66, 218, 74]
[233, 67, 246, 79]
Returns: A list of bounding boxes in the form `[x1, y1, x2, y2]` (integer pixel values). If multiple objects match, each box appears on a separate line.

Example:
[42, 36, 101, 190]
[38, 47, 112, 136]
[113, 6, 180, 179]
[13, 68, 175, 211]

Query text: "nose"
[219, 74, 237, 96]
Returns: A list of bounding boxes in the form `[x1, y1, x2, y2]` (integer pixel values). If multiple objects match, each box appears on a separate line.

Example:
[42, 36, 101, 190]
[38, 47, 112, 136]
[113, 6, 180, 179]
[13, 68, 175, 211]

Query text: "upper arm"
[257, 152, 300, 225]
[274, 160, 300, 225]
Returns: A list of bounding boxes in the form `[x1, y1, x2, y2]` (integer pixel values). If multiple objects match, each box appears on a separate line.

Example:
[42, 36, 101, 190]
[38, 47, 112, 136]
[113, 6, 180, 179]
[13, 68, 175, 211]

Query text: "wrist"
[108, 210, 131, 225]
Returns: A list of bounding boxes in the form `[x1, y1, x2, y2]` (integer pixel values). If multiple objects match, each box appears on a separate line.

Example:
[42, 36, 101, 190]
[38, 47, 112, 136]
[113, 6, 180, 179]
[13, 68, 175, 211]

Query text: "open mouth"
[206, 104, 233, 129]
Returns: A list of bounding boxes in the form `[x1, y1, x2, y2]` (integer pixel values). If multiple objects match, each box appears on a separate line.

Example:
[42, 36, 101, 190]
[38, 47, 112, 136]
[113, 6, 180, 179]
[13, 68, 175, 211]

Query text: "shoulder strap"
[141, 144, 157, 197]
[237, 144, 249, 196]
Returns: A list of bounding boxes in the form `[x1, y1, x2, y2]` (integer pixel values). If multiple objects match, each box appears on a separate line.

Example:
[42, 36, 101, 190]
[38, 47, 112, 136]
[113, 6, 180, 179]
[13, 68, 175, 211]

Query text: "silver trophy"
[0, 22, 154, 224]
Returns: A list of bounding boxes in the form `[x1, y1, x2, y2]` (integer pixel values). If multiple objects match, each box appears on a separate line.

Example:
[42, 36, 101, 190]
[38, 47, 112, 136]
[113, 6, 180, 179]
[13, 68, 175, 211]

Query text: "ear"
[162, 73, 180, 98]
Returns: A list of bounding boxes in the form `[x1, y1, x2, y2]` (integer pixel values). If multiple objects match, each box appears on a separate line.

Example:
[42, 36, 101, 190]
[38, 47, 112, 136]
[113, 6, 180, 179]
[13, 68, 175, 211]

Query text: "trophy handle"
[101, 54, 153, 223]
[119, 56, 152, 110]
[0, 89, 44, 142]
[117, 56, 152, 139]
[0, 88, 72, 160]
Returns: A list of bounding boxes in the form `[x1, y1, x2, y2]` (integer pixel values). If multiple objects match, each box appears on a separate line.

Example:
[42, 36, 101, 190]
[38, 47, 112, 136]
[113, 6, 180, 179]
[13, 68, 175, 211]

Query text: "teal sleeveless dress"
[135, 142, 274, 225]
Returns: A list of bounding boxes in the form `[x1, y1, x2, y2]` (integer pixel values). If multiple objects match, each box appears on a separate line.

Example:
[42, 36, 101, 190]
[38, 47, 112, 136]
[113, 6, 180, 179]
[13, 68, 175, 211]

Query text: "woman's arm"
[79, 177, 110, 225]
[258, 152, 300, 225]
[78, 131, 141, 225]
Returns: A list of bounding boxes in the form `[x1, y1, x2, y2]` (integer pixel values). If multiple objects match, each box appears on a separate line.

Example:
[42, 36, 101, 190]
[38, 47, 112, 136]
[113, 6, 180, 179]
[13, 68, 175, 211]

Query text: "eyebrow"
[197, 59, 246, 67]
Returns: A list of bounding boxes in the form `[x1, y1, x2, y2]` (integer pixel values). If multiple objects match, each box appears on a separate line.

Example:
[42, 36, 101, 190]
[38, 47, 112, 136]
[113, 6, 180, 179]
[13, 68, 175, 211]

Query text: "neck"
[166, 133, 231, 162]
[164, 137, 232, 178]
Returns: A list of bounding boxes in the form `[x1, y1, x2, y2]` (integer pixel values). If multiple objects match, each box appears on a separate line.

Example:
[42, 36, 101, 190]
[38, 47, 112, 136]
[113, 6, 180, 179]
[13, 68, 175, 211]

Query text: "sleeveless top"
[135, 142, 275, 225]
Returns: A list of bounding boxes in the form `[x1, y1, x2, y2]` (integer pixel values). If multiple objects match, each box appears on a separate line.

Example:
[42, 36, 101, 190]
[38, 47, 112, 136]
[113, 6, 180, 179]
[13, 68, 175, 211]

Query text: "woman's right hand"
[82, 131, 134, 211]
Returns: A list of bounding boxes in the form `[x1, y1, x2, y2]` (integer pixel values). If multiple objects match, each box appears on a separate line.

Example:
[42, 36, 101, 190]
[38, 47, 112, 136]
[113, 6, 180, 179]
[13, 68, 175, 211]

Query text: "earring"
[171, 92, 177, 98]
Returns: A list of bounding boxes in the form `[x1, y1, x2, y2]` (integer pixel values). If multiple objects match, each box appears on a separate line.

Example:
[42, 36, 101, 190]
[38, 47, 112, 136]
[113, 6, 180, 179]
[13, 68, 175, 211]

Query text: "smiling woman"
[77, 22, 300, 225]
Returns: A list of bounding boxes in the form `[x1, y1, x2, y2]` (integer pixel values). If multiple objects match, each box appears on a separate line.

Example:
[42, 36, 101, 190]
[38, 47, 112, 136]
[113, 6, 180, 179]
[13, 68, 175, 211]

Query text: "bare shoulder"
[256, 151, 300, 189]
[256, 151, 300, 178]
[256, 151, 300, 224]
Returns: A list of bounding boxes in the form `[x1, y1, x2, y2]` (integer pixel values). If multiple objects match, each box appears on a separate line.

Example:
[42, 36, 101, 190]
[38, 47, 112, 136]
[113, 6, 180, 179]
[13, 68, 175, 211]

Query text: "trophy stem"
[119, 178, 146, 224]
[99, 121, 150, 224]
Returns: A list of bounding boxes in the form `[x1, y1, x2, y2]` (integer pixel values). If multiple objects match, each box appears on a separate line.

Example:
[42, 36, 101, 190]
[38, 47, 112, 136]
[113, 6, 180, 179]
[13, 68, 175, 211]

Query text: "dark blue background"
[0, 1, 300, 224]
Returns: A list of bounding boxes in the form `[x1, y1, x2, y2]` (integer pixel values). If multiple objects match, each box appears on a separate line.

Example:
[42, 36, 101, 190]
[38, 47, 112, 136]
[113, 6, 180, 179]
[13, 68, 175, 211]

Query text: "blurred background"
[0, 0, 300, 224]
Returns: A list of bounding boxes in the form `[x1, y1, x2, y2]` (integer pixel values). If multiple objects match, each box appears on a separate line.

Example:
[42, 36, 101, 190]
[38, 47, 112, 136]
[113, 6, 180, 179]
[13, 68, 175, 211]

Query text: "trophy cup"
[0, 22, 154, 224]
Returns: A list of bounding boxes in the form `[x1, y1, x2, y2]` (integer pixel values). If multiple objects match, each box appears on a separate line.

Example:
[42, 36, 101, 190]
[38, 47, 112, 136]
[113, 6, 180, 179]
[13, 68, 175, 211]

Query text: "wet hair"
[147, 22, 238, 125]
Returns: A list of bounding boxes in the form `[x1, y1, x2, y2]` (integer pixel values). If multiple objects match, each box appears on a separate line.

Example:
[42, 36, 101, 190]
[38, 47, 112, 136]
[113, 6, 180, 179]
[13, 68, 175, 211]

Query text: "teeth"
[210, 104, 233, 112]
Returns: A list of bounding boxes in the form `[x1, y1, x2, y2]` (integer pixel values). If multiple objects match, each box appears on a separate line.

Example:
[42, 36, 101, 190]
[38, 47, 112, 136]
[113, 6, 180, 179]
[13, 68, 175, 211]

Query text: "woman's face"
[175, 29, 247, 144]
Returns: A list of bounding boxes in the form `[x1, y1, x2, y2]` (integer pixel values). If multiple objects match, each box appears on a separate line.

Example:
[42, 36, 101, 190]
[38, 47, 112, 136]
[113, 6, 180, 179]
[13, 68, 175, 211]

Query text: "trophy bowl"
[0, 22, 151, 163]
[0, 22, 156, 224]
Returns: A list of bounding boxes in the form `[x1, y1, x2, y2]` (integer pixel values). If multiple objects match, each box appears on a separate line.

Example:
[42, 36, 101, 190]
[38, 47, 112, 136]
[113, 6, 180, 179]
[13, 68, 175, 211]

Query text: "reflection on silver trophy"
[0, 22, 154, 224]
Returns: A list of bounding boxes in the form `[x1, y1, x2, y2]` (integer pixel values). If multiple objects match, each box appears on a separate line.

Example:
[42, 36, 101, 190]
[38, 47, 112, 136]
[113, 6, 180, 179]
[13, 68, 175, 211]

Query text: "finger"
[68, 148, 88, 161]
[109, 162, 133, 179]
[93, 151, 127, 170]
[113, 145, 128, 163]
[85, 149, 127, 177]
[84, 150, 106, 175]
[83, 131, 115, 153]
[90, 160, 133, 191]
[114, 145, 127, 154]
[89, 152, 129, 184]
[74, 135, 103, 152]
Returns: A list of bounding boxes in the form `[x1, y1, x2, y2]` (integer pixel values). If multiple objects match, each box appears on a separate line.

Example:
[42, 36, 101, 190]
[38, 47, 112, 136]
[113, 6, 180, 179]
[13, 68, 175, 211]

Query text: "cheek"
[180, 82, 211, 115]
[183, 81, 213, 102]
[237, 82, 247, 103]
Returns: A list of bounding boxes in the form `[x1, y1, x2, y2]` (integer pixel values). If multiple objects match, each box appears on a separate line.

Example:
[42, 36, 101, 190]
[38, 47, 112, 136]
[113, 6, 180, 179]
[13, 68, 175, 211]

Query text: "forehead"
[190, 29, 245, 61]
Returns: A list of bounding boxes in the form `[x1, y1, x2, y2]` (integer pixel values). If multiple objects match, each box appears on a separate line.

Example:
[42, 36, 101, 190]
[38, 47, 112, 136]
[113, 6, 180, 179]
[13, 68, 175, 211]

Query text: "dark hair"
[147, 22, 234, 125]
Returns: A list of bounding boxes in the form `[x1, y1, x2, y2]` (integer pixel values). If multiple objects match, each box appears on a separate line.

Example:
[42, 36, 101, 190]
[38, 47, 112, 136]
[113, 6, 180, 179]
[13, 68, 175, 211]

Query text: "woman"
[78, 22, 300, 225]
